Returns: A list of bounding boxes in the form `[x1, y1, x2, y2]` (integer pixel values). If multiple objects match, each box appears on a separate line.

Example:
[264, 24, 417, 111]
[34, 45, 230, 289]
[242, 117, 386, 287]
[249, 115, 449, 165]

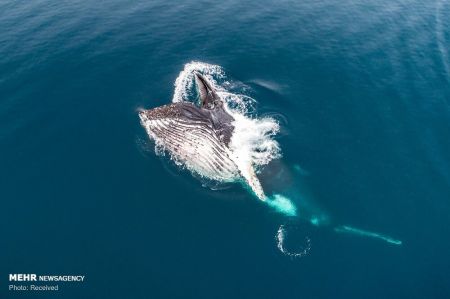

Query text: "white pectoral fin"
[225, 147, 266, 201]
[241, 164, 266, 201]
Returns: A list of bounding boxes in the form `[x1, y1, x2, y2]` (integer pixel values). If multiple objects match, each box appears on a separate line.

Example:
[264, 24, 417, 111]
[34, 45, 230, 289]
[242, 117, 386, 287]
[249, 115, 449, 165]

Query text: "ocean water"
[1, 0, 450, 298]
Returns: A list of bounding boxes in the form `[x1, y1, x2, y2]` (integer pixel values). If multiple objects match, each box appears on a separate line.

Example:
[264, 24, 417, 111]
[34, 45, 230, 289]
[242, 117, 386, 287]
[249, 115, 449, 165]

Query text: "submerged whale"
[139, 72, 266, 199]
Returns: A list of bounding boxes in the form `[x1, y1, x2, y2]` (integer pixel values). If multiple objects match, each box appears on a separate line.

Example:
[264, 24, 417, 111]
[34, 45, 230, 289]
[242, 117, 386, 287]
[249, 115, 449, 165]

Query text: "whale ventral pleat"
[142, 103, 182, 119]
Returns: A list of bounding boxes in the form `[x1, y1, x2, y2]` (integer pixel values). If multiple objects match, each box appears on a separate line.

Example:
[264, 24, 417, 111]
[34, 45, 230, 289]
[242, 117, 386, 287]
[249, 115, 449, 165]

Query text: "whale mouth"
[193, 71, 221, 109]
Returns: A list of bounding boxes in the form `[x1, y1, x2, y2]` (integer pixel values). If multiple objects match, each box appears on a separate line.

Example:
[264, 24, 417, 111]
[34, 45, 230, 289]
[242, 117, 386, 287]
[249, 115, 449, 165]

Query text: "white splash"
[276, 224, 311, 258]
[227, 113, 281, 200]
[228, 113, 281, 172]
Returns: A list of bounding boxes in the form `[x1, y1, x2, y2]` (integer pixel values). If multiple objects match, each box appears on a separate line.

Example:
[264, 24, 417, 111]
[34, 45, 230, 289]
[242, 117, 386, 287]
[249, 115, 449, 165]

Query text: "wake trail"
[334, 225, 402, 246]
[435, 0, 450, 80]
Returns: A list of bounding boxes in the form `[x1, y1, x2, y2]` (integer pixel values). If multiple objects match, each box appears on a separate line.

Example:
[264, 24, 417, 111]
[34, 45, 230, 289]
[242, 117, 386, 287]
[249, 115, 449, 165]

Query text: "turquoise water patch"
[266, 194, 297, 217]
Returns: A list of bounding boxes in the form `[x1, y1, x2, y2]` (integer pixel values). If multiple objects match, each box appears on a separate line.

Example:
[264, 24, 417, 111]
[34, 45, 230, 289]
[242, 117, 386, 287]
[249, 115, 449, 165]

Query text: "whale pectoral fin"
[241, 164, 266, 201]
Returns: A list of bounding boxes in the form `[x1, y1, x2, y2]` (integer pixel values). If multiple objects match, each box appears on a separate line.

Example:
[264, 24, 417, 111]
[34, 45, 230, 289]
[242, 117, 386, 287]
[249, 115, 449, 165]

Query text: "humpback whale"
[139, 72, 266, 200]
[139, 63, 402, 251]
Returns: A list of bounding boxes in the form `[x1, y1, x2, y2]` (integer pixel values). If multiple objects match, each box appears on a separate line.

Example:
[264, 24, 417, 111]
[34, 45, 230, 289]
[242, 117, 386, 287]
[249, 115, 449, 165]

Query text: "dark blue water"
[1, 0, 450, 298]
